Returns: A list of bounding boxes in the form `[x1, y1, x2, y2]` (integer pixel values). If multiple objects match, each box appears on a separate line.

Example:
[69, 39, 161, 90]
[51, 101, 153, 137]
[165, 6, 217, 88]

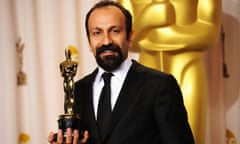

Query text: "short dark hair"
[85, 0, 132, 41]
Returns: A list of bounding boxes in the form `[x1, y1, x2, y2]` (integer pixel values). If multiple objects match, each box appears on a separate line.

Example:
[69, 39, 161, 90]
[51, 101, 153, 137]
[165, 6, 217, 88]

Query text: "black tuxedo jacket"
[74, 60, 194, 144]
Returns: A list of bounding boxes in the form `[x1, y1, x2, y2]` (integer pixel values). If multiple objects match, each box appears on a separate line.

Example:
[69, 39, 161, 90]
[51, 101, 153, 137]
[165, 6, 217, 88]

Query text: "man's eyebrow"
[108, 25, 123, 32]
[89, 27, 102, 31]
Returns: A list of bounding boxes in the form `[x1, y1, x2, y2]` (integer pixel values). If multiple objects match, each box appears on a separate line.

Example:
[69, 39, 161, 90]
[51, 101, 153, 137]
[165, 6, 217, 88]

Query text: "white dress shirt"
[93, 59, 132, 118]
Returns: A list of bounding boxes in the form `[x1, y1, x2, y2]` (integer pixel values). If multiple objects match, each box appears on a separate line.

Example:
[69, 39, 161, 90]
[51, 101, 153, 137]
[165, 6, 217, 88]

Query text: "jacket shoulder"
[131, 60, 171, 78]
[75, 69, 98, 86]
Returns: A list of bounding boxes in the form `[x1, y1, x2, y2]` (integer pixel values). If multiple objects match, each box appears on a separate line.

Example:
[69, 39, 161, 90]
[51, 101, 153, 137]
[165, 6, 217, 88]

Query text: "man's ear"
[128, 31, 135, 45]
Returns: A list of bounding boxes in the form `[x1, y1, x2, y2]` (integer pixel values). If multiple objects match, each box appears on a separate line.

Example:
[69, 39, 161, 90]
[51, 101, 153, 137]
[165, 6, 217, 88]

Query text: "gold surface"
[118, 0, 222, 143]
[60, 48, 78, 115]
[19, 133, 30, 143]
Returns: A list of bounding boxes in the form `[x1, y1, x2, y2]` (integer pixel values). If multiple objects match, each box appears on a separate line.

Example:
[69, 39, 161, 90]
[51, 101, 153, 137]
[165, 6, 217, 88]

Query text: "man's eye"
[112, 29, 120, 33]
[92, 31, 101, 36]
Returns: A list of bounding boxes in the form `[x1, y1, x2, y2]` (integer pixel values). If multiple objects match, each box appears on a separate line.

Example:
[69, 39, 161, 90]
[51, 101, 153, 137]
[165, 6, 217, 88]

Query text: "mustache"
[96, 44, 121, 55]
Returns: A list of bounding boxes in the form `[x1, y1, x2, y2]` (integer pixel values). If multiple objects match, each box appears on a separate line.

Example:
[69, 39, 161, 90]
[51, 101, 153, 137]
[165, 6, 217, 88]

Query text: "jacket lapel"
[80, 69, 102, 143]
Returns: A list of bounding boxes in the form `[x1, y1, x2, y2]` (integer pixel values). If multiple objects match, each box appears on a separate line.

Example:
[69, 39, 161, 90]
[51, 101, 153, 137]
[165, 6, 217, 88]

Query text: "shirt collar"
[96, 58, 132, 82]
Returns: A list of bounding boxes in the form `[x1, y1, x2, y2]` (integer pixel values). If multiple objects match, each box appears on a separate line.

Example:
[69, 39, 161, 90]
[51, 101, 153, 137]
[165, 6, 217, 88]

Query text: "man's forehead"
[88, 6, 125, 29]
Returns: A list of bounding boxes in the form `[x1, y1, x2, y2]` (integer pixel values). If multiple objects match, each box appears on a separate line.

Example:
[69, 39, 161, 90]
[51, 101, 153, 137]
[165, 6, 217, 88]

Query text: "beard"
[95, 44, 124, 72]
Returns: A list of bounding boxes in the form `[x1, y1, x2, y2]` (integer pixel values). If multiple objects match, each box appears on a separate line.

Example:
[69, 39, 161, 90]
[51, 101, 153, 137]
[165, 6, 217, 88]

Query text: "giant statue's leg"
[140, 51, 207, 144]
[181, 55, 207, 144]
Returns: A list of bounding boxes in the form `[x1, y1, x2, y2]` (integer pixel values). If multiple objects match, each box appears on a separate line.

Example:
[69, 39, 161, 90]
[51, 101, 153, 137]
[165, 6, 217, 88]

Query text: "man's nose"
[102, 33, 113, 45]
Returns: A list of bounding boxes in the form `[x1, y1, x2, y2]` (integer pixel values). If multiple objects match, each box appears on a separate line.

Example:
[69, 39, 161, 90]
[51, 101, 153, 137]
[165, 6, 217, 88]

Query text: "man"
[48, 1, 194, 144]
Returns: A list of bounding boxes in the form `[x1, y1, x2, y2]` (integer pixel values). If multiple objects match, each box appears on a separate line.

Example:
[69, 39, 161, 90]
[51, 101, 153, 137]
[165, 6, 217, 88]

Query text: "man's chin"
[97, 57, 123, 71]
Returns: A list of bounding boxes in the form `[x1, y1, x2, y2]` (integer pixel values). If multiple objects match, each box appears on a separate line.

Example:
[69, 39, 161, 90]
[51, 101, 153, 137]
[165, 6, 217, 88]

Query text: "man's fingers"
[48, 129, 87, 144]
[72, 130, 79, 144]
[47, 132, 54, 143]
[79, 131, 89, 144]
[65, 128, 73, 144]
[57, 129, 63, 143]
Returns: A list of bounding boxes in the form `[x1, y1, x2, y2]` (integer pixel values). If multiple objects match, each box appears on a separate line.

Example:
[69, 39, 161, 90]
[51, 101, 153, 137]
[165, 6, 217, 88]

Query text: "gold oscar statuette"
[54, 48, 84, 141]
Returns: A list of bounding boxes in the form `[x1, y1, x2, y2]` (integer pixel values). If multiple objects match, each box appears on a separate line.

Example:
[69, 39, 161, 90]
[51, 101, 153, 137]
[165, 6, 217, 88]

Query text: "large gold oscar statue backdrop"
[118, 0, 221, 143]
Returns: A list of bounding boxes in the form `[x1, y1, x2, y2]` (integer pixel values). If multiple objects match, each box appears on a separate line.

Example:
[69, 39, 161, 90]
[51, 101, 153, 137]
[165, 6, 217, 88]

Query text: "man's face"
[87, 6, 133, 71]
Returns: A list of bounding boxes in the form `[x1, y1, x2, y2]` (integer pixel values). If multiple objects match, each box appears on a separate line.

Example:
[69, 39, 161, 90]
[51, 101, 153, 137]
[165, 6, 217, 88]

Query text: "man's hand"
[48, 128, 89, 144]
